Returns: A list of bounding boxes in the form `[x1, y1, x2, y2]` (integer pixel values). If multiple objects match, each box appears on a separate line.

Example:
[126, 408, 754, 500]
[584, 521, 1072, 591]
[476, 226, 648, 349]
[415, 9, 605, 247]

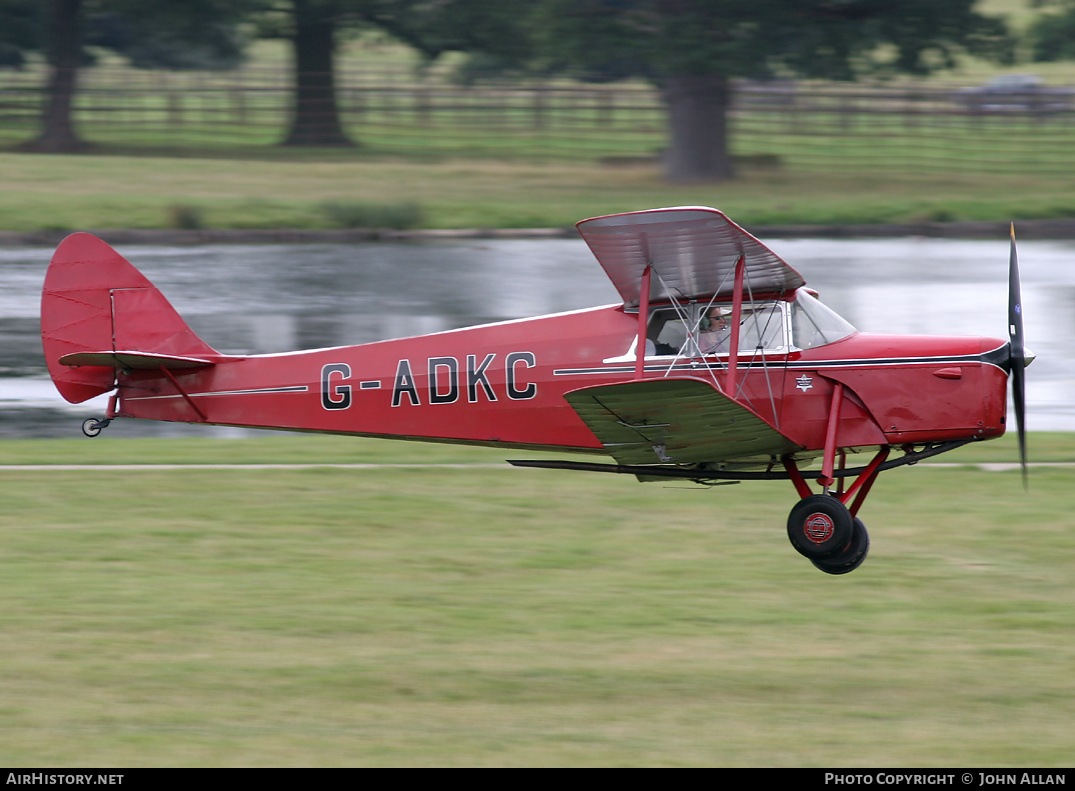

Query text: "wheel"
[811, 517, 870, 575]
[786, 494, 854, 560]
[81, 417, 111, 437]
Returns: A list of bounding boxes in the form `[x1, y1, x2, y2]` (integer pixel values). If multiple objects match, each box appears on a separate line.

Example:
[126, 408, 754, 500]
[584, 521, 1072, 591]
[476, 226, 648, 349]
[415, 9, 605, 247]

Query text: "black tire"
[786, 494, 854, 560]
[81, 418, 102, 438]
[811, 517, 870, 575]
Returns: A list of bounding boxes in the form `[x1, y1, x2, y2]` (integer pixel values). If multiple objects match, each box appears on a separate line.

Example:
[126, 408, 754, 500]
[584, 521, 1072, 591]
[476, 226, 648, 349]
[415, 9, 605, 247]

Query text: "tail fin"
[42, 233, 224, 403]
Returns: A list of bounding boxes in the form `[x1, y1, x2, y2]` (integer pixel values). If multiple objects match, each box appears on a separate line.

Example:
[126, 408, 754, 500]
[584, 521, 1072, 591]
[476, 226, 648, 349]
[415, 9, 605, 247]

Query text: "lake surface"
[3, 235, 1071, 436]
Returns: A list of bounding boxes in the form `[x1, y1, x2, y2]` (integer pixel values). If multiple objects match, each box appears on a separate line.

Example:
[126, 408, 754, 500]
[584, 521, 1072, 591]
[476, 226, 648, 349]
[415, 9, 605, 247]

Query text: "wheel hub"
[804, 512, 834, 543]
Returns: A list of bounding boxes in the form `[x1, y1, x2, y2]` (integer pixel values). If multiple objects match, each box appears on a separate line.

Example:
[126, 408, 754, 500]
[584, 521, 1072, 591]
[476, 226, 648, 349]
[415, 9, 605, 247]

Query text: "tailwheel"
[786, 494, 854, 560]
[81, 417, 111, 437]
[810, 517, 870, 575]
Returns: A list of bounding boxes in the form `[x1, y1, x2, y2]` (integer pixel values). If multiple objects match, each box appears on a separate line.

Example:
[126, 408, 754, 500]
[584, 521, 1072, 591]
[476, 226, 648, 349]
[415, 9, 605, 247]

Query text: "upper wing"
[564, 377, 800, 466]
[576, 206, 804, 308]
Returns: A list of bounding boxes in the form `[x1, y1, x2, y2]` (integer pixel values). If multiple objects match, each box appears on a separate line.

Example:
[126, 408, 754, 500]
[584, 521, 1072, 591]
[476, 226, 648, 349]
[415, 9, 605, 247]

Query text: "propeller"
[1007, 224, 1029, 488]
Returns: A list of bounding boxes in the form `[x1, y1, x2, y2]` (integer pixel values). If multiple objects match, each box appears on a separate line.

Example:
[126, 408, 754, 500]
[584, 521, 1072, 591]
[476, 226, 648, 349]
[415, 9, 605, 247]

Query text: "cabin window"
[605, 292, 853, 364]
[732, 304, 787, 354]
[642, 302, 789, 358]
[649, 311, 690, 355]
[790, 291, 856, 350]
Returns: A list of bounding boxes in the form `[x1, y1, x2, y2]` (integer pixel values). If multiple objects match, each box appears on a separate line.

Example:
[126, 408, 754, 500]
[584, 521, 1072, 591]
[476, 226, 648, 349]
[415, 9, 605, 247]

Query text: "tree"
[1028, 0, 1075, 61]
[0, 0, 529, 151]
[525, 0, 1013, 181]
[277, 0, 528, 146]
[34, 0, 83, 152]
[2, 0, 253, 152]
[274, 0, 351, 146]
[5, 1, 1011, 176]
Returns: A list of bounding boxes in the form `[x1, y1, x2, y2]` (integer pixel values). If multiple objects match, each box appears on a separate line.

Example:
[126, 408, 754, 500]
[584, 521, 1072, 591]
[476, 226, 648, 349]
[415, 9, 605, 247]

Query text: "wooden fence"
[2, 63, 1075, 177]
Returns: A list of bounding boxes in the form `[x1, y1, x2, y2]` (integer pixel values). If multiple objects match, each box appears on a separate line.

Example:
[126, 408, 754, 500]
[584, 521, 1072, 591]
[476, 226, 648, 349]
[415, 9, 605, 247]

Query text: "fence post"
[231, 88, 246, 125]
[532, 83, 546, 130]
[414, 82, 431, 126]
[168, 92, 183, 128]
[598, 87, 614, 127]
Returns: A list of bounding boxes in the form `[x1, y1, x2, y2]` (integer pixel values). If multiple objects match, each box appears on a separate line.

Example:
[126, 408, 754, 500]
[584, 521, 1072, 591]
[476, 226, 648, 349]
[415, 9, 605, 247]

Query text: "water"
[4, 235, 1070, 436]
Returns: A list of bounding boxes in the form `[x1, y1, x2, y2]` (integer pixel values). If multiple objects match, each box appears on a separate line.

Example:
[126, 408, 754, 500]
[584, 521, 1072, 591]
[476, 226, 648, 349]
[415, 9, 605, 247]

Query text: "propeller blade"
[1008, 224, 1028, 488]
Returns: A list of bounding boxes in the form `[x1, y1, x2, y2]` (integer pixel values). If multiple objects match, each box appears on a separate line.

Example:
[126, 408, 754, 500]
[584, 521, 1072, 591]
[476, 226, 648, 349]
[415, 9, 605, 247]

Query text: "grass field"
[0, 432, 1071, 766]
[5, 151, 1075, 234]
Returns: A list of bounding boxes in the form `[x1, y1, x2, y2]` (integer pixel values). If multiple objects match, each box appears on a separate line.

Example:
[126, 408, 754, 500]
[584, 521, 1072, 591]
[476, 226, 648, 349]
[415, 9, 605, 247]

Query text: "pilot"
[699, 308, 731, 354]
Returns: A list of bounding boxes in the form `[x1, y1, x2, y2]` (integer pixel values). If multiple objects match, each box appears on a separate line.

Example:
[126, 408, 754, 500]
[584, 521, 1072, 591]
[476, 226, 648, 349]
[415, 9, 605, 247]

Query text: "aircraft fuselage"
[115, 300, 1009, 459]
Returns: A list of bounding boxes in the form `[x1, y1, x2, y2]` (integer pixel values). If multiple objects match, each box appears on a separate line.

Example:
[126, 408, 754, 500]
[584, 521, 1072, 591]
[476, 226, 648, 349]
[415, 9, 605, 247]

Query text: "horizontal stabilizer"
[59, 351, 218, 370]
[564, 377, 799, 466]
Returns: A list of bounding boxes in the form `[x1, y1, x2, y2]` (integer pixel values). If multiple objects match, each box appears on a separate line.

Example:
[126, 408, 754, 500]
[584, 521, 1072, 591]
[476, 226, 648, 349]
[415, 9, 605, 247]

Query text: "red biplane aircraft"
[41, 206, 1032, 574]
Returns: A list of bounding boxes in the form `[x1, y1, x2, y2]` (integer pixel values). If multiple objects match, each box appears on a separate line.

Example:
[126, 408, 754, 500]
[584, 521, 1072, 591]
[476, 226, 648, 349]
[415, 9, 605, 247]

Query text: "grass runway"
[0, 432, 1071, 766]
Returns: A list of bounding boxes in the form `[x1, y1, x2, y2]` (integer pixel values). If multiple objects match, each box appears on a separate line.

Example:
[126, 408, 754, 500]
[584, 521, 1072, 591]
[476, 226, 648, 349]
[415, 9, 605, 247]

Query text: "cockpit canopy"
[612, 289, 856, 362]
[791, 290, 857, 351]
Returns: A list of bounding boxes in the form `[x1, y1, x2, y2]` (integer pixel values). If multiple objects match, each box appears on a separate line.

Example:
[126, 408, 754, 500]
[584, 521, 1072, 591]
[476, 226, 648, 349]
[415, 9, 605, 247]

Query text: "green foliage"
[166, 204, 206, 230]
[0, 0, 44, 66]
[527, 0, 1014, 82]
[0, 0, 256, 72]
[318, 199, 425, 229]
[1028, 1, 1075, 60]
[345, 0, 534, 63]
[89, 0, 260, 70]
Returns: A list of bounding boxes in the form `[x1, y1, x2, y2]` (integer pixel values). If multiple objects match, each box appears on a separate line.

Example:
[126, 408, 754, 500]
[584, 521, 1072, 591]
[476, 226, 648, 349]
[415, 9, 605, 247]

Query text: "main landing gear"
[782, 446, 887, 575]
[786, 495, 870, 575]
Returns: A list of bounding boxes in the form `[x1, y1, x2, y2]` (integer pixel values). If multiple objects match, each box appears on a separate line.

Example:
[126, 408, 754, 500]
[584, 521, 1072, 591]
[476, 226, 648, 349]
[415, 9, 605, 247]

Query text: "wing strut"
[635, 264, 651, 380]
[726, 255, 745, 393]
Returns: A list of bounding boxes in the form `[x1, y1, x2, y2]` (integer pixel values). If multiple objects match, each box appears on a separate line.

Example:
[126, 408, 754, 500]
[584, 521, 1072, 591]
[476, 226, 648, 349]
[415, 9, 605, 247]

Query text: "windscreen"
[791, 290, 856, 350]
